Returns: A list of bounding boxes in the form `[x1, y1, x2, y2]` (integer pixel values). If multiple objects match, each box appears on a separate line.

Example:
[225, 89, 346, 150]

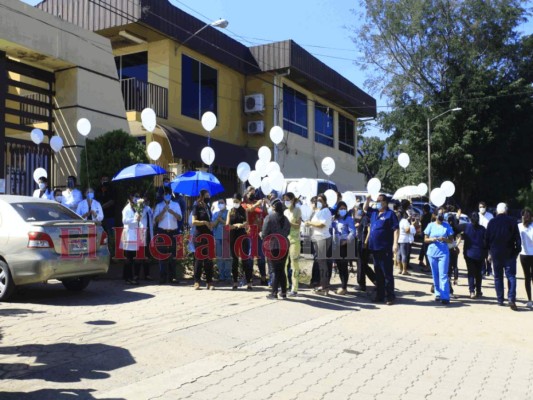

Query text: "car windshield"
[11, 202, 82, 222]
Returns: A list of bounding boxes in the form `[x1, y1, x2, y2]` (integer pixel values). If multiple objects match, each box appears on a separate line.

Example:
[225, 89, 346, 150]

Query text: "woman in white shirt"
[305, 193, 332, 295]
[76, 188, 104, 222]
[120, 192, 142, 285]
[518, 207, 533, 308]
[397, 211, 416, 275]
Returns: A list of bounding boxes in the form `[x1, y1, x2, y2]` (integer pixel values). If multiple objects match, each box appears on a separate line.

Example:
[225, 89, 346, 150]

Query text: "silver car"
[0, 195, 110, 301]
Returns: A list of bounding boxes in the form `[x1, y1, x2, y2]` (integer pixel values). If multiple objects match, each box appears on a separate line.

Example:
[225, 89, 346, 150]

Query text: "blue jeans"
[428, 252, 450, 301]
[215, 238, 232, 281]
[372, 249, 394, 301]
[492, 257, 517, 303]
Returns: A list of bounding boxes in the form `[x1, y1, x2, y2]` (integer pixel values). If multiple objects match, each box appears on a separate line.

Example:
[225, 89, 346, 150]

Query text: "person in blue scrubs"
[424, 210, 455, 304]
[364, 194, 399, 305]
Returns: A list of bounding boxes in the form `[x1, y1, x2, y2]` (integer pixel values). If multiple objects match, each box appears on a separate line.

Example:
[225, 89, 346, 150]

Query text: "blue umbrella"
[112, 163, 167, 181]
[171, 171, 224, 197]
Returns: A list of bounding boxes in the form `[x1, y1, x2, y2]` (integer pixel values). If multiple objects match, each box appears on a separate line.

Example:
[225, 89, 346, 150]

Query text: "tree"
[353, 0, 533, 209]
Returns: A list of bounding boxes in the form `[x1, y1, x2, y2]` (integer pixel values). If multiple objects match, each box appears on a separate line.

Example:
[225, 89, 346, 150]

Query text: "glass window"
[338, 114, 355, 156]
[314, 103, 333, 147]
[283, 85, 308, 138]
[181, 54, 218, 120]
[12, 202, 82, 222]
[115, 52, 148, 81]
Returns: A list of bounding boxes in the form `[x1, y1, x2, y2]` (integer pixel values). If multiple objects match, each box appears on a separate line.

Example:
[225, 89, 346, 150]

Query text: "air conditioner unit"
[247, 120, 265, 134]
[244, 93, 264, 113]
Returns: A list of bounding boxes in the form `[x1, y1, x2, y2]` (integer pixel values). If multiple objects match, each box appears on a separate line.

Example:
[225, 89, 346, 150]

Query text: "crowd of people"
[32, 174, 533, 310]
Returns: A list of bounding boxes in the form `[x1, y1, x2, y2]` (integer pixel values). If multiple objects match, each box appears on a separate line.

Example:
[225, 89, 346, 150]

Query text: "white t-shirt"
[518, 222, 533, 256]
[398, 218, 416, 244]
[154, 201, 182, 230]
[310, 207, 332, 239]
[479, 211, 494, 228]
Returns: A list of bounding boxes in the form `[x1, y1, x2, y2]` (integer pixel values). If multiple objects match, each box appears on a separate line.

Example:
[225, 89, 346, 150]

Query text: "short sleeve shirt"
[424, 222, 454, 256]
[368, 208, 399, 251]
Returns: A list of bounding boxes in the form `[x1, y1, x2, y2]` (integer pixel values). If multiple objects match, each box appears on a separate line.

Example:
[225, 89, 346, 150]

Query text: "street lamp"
[178, 18, 229, 48]
[427, 107, 461, 193]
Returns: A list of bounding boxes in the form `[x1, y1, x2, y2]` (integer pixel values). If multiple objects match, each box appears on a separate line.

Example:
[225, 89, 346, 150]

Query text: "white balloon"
[147, 141, 162, 161]
[287, 181, 300, 197]
[269, 126, 284, 145]
[417, 183, 428, 196]
[200, 146, 215, 166]
[270, 171, 285, 191]
[298, 178, 313, 200]
[300, 203, 312, 221]
[31, 129, 44, 145]
[260, 177, 272, 195]
[33, 167, 47, 184]
[371, 192, 380, 202]
[201, 111, 217, 132]
[398, 152, 410, 168]
[430, 188, 446, 207]
[141, 108, 157, 132]
[367, 177, 381, 195]
[321, 157, 336, 176]
[255, 159, 268, 177]
[342, 191, 356, 210]
[324, 189, 337, 208]
[248, 170, 262, 188]
[266, 161, 280, 176]
[258, 146, 272, 162]
[237, 162, 251, 182]
[76, 118, 92, 136]
[50, 136, 63, 152]
[441, 181, 456, 197]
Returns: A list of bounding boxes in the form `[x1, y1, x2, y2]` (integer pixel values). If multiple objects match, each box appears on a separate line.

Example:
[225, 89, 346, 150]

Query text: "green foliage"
[353, 0, 533, 208]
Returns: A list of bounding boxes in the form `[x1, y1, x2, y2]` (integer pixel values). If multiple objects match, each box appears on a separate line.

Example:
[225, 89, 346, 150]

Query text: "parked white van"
[283, 178, 338, 203]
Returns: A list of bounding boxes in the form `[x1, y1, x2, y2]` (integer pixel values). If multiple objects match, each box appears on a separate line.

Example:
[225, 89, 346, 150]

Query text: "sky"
[22, 0, 533, 138]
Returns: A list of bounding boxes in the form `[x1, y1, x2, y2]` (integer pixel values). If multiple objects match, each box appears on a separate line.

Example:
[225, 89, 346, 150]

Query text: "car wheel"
[0, 260, 16, 302]
[62, 277, 91, 291]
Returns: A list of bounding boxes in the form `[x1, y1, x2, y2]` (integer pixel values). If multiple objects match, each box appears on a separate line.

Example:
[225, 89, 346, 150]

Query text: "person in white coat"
[33, 176, 54, 200]
[139, 193, 155, 280]
[76, 188, 104, 222]
[120, 192, 143, 285]
[62, 176, 83, 212]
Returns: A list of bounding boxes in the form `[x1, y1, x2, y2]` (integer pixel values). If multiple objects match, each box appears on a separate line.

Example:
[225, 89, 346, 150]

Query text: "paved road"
[1, 255, 532, 400]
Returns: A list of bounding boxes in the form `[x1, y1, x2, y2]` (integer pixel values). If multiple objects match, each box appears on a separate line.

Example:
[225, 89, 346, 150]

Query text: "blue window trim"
[283, 85, 308, 138]
[314, 103, 334, 147]
[338, 114, 355, 156]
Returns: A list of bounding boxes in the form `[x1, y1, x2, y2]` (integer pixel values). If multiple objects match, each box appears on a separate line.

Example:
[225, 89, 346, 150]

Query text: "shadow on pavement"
[0, 342, 135, 383]
[0, 389, 124, 400]
[0, 308, 46, 317]
[10, 282, 154, 307]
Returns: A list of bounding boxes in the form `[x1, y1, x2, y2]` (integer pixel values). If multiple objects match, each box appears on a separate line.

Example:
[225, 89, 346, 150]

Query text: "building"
[0, 0, 129, 195]
[37, 0, 376, 194]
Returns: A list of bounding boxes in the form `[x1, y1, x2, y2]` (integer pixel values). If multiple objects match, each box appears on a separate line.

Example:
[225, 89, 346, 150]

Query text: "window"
[115, 52, 148, 81]
[181, 55, 218, 120]
[338, 115, 355, 155]
[314, 103, 333, 147]
[283, 85, 308, 137]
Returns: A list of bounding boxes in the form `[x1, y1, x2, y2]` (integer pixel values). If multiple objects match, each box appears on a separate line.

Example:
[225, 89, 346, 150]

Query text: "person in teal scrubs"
[424, 210, 455, 304]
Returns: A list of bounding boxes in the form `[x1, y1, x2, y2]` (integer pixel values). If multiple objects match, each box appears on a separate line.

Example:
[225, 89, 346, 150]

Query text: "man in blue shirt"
[364, 194, 399, 305]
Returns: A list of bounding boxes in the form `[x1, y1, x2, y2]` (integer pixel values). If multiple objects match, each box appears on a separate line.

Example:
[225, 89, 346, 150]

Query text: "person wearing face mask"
[95, 175, 116, 234]
[331, 201, 356, 295]
[456, 212, 487, 299]
[154, 187, 183, 284]
[61, 175, 82, 212]
[33, 176, 53, 200]
[424, 209, 455, 305]
[518, 208, 533, 308]
[76, 188, 104, 222]
[478, 201, 494, 276]
[212, 198, 231, 282]
[191, 190, 214, 290]
[397, 211, 416, 276]
[283, 192, 302, 296]
[226, 193, 252, 290]
[354, 205, 376, 292]
[363, 194, 399, 305]
[120, 192, 142, 285]
[53, 188, 63, 203]
[305, 193, 333, 295]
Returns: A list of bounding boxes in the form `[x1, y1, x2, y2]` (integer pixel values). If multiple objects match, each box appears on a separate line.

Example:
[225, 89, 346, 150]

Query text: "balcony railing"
[120, 78, 168, 120]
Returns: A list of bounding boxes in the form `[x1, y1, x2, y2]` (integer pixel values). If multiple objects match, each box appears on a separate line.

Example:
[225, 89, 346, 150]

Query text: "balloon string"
[85, 139, 90, 188]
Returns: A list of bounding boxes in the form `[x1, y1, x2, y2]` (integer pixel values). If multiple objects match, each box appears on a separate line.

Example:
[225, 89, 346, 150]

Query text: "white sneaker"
[527, 301, 533, 308]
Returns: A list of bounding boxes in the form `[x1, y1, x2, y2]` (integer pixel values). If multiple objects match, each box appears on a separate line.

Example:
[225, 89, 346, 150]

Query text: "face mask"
[205, 197, 211, 203]
[284, 201, 292, 208]
[357, 210, 363, 217]
[87, 192, 94, 200]
[133, 197, 140, 203]
[316, 202, 323, 210]
[55, 196, 63, 202]
[218, 203, 225, 210]
[339, 210, 347, 217]
[376, 202, 383, 211]
[233, 203, 240, 209]
[479, 207, 486, 214]
[102, 181, 109, 187]
[163, 182, 170, 188]
[38, 183, 46, 190]
[438, 214, 444, 222]
[164, 194, 171, 202]
[67, 180, 74, 189]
